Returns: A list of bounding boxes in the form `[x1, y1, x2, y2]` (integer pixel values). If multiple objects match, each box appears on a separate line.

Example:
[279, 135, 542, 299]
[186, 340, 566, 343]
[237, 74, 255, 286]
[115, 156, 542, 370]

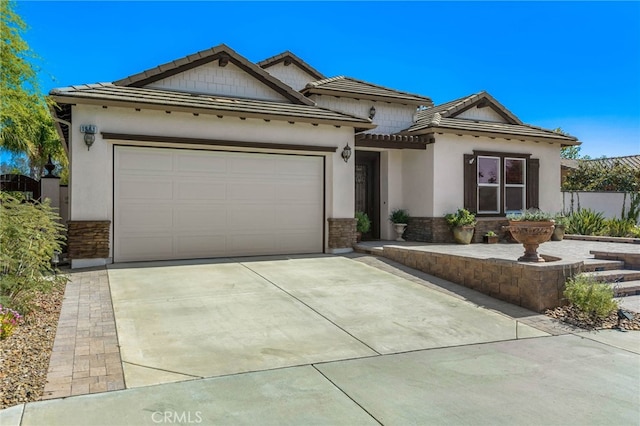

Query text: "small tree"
[0, 192, 66, 312]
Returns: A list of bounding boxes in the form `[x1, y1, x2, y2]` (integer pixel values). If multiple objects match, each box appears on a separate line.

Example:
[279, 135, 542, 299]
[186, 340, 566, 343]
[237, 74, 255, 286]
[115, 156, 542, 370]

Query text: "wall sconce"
[369, 106, 376, 119]
[341, 143, 352, 163]
[80, 124, 97, 150]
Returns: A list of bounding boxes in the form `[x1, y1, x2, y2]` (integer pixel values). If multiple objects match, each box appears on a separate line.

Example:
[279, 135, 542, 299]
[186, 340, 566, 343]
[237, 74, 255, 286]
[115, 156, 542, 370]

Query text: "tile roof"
[403, 91, 579, 144]
[301, 76, 433, 106]
[586, 155, 640, 170]
[257, 51, 326, 80]
[49, 84, 375, 132]
[413, 91, 521, 124]
[112, 44, 314, 106]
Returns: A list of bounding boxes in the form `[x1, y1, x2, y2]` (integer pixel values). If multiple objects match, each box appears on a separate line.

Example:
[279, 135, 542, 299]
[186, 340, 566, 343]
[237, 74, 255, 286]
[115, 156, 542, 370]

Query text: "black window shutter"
[527, 158, 540, 209]
[463, 154, 477, 213]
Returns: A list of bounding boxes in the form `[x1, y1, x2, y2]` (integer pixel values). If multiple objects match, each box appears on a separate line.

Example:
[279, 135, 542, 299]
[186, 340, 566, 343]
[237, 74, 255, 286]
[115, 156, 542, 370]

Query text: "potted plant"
[506, 209, 555, 262]
[552, 214, 569, 241]
[444, 208, 476, 244]
[355, 211, 371, 242]
[389, 208, 410, 241]
[483, 230, 498, 244]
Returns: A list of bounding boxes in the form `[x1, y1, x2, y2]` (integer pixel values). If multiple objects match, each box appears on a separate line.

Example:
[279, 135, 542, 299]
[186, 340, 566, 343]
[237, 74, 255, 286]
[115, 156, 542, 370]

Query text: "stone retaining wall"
[383, 246, 583, 312]
[67, 220, 110, 259]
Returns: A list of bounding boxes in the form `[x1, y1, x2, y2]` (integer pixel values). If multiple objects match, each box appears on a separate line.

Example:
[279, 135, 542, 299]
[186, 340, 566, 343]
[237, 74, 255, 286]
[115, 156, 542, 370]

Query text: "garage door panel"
[118, 206, 173, 230]
[115, 146, 323, 262]
[117, 150, 173, 172]
[173, 207, 227, 231]
[175, 181, 227, 201]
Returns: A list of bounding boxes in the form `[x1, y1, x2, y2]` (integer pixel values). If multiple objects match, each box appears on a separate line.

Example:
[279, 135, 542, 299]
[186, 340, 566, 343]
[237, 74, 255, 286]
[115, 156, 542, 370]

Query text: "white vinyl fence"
[562, 191, 639, 223]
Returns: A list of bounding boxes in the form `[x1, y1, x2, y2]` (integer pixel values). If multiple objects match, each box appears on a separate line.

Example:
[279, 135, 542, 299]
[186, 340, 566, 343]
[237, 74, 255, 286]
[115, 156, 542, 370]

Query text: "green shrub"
[355, 211, 371, 233]
[564, 274, 618, 320]
[605, 218, 635, 237]
[0, 193, 67, 312]
[444, 208, 476, 228]
[566, 209, 606, 235]
[389, 208, 410, 224]
[506, 208, 554, 222]
[0, 305, 22, 339]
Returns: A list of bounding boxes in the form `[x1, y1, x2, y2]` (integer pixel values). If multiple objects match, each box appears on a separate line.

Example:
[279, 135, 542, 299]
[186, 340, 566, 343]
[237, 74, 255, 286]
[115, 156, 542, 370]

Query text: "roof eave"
[404, 125, 581, 145]
[302, 88, 430, 106]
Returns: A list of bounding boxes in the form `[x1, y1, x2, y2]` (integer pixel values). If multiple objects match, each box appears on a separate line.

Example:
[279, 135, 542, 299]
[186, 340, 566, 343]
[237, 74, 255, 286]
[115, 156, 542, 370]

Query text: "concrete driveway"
[3, 254, 639, 425]
[106, 255, 547, 388]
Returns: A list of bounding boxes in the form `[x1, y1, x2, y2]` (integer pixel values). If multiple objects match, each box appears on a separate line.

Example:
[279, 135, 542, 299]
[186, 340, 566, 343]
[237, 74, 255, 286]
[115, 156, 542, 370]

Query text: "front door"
[355, 151, 380, 239]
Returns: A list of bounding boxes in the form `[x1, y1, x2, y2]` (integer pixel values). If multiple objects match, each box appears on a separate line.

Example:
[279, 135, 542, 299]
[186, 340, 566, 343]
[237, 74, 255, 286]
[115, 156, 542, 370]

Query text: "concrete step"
[353, 243, 383, 256]
[618, 294, 640, 313]
[612, 280, 640, 297]
[584, 269, 640, 283]
[582, 259, 626, 272]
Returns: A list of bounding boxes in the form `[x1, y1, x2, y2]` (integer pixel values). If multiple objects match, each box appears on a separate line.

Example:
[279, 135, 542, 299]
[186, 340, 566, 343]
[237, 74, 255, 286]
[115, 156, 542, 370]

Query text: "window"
[464, 152, 538, 216]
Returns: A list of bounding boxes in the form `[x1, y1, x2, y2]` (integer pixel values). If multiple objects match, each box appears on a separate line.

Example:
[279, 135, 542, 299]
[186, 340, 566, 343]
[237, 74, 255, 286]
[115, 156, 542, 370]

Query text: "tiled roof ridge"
[304, 76, 346, 89]
[585, 154, 640, 161]
[257, 51, 326, 80]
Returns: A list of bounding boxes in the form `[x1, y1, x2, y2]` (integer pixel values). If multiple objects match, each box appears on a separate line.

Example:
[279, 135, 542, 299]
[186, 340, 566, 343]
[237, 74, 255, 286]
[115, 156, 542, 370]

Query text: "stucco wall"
[311, 95, 416, 134]
[379, 150, 404, 239]
[562, 191, 638, 222]
[146, 62, 288, 102]
[262, 62, 317, 92]
[69, 105, 355, 261]
[431, 133, 562, 216]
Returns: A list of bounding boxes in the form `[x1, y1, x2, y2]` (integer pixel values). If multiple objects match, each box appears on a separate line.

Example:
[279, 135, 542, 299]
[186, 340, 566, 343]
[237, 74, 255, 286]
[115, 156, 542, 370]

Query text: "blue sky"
[13, 1, 640, 158]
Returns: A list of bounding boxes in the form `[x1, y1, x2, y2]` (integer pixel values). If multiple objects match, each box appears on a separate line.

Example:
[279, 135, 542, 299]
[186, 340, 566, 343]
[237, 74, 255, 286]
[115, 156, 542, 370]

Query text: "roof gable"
[113, 44, 314, 105]
[301, 76, 433, 106]
[257, 51, 326, 81]
[415, 91, 522, 125]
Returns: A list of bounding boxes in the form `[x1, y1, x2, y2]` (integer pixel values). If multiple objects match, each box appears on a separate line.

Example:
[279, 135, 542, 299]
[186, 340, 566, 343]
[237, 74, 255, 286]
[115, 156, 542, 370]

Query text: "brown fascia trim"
[52, 95, 376, 132]
[101, 132, 337, 153]
[355, 134, 432, 150]
[472, 150, 532, 158]
[408, 126, 579, 145]
[119, 53, 313, 106]
[304, 88, 429, 106]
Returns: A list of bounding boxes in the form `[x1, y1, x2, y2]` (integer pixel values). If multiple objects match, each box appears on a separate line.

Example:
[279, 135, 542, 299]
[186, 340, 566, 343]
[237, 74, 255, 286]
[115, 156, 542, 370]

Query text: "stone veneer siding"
[328, 218, 357, 249]
[405, 217, 511, 244]
[67, 221, 110, 259]
[383, 246, 583, 312]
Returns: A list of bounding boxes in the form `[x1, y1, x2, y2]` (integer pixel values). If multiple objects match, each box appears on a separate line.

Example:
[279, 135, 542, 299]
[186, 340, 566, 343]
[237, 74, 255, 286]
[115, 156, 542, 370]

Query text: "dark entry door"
[355, 151, 380, 239]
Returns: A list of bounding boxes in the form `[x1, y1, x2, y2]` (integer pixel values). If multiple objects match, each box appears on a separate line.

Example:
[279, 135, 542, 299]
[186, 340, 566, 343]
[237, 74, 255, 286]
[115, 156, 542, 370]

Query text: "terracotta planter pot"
[483, 235, 498, 244]
[452, 225, 475, 244]
[393, 223, 407, 241]
[506, 220, 555, 262]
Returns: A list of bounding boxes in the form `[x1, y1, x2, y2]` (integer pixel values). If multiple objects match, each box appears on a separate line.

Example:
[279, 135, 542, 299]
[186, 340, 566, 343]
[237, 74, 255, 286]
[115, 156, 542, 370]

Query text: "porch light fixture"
[80, 124, 97, 150]
[341, 143, 352, 163]
[369, 106, 376, 119]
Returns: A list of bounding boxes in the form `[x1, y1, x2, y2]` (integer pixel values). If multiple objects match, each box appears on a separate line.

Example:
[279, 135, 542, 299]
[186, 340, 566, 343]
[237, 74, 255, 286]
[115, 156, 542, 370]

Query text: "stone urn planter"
[452, 225, 475, 244]
[507, 220, 555, 262]
[393, 223, 407, 241]
[551, 224, 566, 241]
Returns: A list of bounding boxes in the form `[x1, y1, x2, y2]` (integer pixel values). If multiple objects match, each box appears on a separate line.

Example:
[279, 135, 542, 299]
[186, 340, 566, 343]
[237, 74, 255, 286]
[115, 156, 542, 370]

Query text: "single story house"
[50, 44, 579, 268]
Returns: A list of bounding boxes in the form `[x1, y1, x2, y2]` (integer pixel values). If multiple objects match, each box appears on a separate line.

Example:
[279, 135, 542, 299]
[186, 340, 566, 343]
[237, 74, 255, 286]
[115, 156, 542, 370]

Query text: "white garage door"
[114, 146, 324, 262]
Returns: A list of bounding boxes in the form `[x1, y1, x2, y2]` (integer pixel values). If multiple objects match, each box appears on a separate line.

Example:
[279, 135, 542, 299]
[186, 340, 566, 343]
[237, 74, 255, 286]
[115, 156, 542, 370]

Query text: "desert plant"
[566, 209, 606, 235]
[0, 192, 67, 312]
[485, 231, 497, 237]
[355, 211, 371, 233]
[605, 218, 635, 237]
[444, 208, 476, 228]
[564, 274, 618, 320]
[553, 213, 569, 227]
[506, 209, 554, 222]
[389, 208, 410, 224]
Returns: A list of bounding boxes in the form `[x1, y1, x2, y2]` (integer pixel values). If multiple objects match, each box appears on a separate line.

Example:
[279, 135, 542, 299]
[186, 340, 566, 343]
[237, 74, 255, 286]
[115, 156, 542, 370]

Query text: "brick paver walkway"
[42, 268, 125, 400]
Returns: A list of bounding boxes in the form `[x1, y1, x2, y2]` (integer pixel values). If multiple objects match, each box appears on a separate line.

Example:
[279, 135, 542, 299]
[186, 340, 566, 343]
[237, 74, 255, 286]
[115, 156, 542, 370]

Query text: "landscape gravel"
[546, 304, 640, 331]
[0, 282, 65, 409]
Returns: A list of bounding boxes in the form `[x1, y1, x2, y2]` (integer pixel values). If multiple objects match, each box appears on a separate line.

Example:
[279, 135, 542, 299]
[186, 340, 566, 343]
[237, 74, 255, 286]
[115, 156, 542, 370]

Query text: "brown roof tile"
[112, 44, 314, 106]
[50, 84, 375, 132]
[586, 155, 640, 169]
[257, 51, 326, 81]
[301, 76, 433, 106]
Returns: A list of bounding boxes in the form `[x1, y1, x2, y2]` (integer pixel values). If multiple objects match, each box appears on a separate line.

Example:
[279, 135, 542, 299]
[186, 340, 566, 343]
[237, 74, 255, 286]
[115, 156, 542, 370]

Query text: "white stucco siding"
[145, 62, 289, 102]
[431, 134, 562, 217]
[312, 96, 416, 134]
[401, 149, 433, 217]
[262, 62, 318, 92]
[69, 105, 355, 260]
[455, 106, 507, 122]
[380, 150, 404, 239]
